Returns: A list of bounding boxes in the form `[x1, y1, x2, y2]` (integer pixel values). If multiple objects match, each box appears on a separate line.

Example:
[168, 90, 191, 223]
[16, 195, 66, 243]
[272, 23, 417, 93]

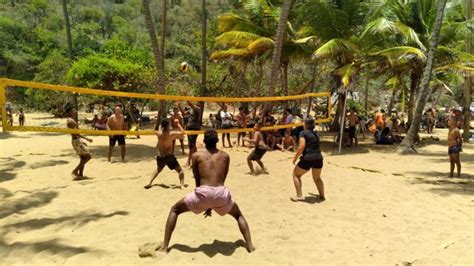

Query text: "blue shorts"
[448, 145, 462, 154]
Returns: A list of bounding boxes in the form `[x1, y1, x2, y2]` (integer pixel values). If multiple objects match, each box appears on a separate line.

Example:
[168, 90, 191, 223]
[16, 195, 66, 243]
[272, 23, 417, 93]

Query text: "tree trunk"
[256, 61, 264, 97]
[401, 0, 448, 152]
[408, 70, 421, 125]
[142, 0, 166, 120]
[387, 87, 397, 113]
[364, 75, 369, 114]
[463, 0, 472, 142]
[61, 0, 77, 121]
[198, 0, 207, 123]
[268, 0, 292, 97]
[283, 62, 289, 108]
[306, 64, 317, 118]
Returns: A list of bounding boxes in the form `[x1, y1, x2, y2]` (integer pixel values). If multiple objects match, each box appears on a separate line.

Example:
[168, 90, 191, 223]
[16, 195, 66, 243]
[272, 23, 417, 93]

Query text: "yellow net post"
[0, 80, 8, 132]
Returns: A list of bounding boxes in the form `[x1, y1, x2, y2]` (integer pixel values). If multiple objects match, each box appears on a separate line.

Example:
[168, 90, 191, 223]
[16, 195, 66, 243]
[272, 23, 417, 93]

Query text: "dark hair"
[204, 129, 219, 149]
[304, 117, 315, 130]
[256, 122, 264, 128]
[239, 107, 244, 111]
[160, 118, 170, 130]
[381, 109, 385, 113]
[286, 108, 292, 114]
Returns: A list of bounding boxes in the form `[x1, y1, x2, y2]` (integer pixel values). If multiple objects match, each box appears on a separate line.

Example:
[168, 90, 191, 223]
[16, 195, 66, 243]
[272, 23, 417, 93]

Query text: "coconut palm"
[142, 0, 166, 119]
[211, 0, 313, 97]
[61, 0, 78, 121]
[401, 0, 449, 151]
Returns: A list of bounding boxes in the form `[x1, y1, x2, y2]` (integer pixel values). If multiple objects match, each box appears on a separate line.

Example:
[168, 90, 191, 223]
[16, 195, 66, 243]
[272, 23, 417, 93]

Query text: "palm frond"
[372, 46, 426, 66]
[215, 31, 262, 48]
[334, 63, 358, 88]
[210, 49, 254, 61]
[312, 39, 357, 60]
[247, 37, 274, 53]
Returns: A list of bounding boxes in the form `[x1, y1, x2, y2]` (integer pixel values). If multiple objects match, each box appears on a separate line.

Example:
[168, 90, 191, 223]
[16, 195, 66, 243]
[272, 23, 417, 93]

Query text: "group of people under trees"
[64, 101, 326, 253]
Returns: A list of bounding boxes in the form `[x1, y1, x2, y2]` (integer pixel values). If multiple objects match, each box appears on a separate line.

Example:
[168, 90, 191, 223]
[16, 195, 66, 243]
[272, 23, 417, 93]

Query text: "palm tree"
[142, 0, 166, 119]
[401, 0, 448, 152]
[268, 0, 292, 97]
[199, 0, 207, 122]
[61, 0, 77, 121]
[211, 0, 313, 98]
[297, 0, 368, 130]
[463, 0, 472, 142]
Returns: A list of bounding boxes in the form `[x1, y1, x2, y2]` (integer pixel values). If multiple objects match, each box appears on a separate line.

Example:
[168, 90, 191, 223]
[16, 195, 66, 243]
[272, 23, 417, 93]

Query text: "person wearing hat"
[290, 117, 325, 202]
[65, 103, 93, 180]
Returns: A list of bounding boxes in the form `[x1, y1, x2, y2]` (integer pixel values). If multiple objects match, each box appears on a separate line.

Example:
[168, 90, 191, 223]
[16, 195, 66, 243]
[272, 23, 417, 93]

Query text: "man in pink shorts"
[156, 129, 255, 253]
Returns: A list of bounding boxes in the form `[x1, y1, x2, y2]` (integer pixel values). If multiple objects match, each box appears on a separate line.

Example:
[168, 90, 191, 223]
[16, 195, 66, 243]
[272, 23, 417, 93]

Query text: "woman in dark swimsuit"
[290, 118, 325, 202]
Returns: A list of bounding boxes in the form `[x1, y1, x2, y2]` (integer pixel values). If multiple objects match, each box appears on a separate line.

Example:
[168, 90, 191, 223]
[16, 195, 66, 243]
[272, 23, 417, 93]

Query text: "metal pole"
[0, 81, 8, 132]
[338, 90, 348, 154]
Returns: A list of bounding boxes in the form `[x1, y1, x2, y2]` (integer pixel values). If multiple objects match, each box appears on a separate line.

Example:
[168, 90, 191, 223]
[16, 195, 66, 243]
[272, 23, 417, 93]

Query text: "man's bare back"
[192, 149, 230, 187]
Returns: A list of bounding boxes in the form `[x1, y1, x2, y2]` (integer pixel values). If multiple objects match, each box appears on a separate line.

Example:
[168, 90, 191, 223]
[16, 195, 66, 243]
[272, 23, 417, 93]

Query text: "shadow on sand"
[405, 171, 474, 196]
[0, 238, 92, 258]
[0, 190, 58, 219]
[170, 239, 246, 257]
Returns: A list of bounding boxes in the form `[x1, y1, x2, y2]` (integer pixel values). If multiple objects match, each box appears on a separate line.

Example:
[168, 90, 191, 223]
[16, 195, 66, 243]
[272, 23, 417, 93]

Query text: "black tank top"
[299, 129, 323, 160]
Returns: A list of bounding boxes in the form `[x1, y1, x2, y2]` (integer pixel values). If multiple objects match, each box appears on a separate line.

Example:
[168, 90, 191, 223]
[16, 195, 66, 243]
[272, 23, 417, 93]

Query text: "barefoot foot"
[290, 196, 305, 202]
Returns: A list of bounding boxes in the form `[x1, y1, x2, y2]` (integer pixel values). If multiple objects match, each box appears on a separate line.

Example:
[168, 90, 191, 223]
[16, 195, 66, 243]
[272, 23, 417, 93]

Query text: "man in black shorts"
[145, 119, 185, 189]
[179, 101, 201, 167]
[107, 105, 126, 162]
[244, 122, 268, 175]
[291, 118, 325, 202]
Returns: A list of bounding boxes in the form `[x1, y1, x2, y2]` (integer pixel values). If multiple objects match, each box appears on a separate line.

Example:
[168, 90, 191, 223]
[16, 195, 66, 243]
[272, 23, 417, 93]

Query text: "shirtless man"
[107, 105, 126, 162]
[447, 117, 462, 178]
[156, 129, 255, 253]
[65, 104, 93, 180]
[244, 122, 268, 175]
[170, 107, 186, 155]
[348, 110, 359, 146]
[277, 128, 295, 152]
[236, 107, 247, 146]
[144, 119, 185, 189]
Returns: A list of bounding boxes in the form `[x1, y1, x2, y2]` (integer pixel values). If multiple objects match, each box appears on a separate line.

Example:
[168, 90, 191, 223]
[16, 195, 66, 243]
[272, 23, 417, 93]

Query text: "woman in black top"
[290, 118, 325, 202]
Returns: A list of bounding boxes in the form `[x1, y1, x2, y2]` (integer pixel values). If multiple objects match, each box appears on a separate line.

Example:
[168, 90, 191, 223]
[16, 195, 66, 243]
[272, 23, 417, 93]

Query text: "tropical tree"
[61, 0, 78, 120]
[142, 0, 166, 119]
[401, 0, 448, 152]
[268, 0, 292, 97]
[296, 0, 368, 130]
[200, 0, 207, 122]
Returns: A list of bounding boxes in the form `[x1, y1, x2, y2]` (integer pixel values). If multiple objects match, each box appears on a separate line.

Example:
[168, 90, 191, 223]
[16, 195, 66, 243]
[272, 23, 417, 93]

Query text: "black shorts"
[156, 155, 180, 170]
[348, 126, 356, 138]
[188, 135, 198, 149]
[448, 145, 462, 154]
[248, 147, 267, 161]
[297, 159, 323, 170]
[109, 135, 125, 146]
[222, 123, 232, 129]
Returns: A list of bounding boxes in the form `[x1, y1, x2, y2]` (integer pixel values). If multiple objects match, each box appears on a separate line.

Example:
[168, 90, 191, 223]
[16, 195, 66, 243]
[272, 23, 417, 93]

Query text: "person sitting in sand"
[65, 104, 93, 180]
[291, 118, 325, 202]
[244, 122, 268, 175]
[155, 129, 255, 253]
[170, 107, 186, 155]
[447, 116, 462, 178]
[144, 119, 185, 189]
[107, 105, 126, 162]
[277, 128, 295, 152]
[17, 107, 25, 126]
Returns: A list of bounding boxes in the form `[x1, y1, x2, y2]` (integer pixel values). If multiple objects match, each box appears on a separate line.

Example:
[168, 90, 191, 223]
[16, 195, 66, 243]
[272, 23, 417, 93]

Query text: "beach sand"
[0, 113, 473, 265]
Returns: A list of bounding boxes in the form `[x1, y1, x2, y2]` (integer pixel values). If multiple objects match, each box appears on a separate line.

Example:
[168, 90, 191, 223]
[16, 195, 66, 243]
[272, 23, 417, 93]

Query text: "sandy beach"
[0, 113, 473, 265]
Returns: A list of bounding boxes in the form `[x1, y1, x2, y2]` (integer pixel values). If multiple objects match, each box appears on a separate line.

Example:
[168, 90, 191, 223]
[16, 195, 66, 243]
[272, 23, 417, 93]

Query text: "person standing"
[220, 104, 233, 148]
[170, 107, 186, 155]
[179, 101, 201, 167]
[155, 129, 255, 253]
[290, 118, 325, 202]
[65, 104, 92, 180]
[447, 116, 462, 178]
[145, 119, 185, 189]
[107, 105, 126, 162]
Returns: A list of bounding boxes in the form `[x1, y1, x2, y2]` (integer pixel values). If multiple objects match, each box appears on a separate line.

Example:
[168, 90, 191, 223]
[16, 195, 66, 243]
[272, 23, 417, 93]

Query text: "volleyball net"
[0, 78, 332, 136]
